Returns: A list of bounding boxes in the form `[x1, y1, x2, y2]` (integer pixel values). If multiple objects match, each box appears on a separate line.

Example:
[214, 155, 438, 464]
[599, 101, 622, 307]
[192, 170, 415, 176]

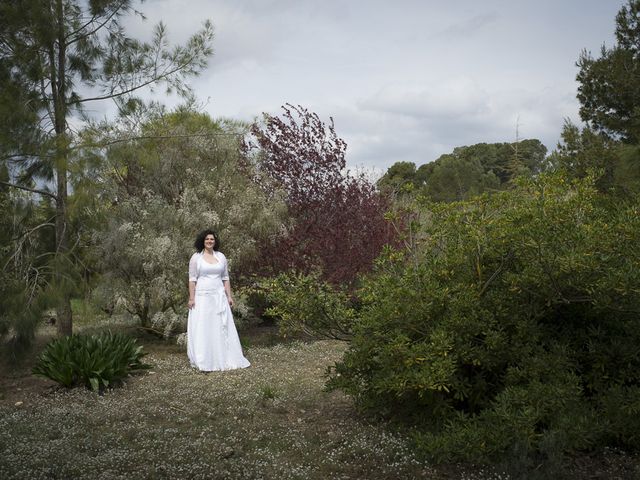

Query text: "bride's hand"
[188, 298, 195, 309]
[227, 297, 234, 307]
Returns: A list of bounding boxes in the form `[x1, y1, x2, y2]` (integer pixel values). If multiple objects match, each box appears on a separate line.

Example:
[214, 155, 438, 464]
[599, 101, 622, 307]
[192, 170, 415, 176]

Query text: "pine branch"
[9, 219, 56, 242]
[65, 1, 128, 45]
[71, 60, 195, 105]
[0, 181, 58, 200]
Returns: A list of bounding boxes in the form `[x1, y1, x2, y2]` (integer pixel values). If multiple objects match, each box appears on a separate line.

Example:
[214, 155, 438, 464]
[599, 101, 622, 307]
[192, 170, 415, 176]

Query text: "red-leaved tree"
[246, 104, 395, 285]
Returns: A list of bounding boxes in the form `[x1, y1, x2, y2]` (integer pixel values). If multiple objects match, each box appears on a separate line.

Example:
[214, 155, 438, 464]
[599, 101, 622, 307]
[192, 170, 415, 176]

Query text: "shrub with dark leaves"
[247, 104, 395, 286]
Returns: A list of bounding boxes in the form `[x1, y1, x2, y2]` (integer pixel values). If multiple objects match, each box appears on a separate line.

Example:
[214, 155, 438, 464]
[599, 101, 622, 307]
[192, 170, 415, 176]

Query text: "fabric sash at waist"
[195, 288, 226, 297]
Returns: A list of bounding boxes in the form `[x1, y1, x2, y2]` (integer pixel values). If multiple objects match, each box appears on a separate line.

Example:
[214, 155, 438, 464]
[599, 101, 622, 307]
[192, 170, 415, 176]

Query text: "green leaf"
[89, 377, 100, 392]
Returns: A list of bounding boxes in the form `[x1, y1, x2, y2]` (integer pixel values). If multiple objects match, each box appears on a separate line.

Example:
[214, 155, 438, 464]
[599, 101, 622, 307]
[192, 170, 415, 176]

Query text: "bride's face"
[204, 234, 215, 249]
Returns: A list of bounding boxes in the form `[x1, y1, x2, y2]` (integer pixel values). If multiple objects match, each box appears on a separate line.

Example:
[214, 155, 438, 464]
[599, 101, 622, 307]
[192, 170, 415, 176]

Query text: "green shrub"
[262, 271, 357, 340]
[327, 171, 640, 465]
[33, 331, 150, 392]
[241, 285, 278, 326]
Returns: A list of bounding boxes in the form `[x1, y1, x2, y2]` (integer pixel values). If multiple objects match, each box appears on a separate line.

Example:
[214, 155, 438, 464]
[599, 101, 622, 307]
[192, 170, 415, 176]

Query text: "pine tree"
[0, 1, 213, 335]
[577, 0, 640, 142]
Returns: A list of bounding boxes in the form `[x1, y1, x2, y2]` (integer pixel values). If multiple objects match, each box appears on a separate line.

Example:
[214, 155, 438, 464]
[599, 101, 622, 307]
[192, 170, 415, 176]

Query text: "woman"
[187, 229, 250, 371]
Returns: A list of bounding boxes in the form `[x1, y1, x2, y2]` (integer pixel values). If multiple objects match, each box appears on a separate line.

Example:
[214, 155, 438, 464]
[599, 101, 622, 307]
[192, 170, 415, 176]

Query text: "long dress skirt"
[187, 288, 250, 371]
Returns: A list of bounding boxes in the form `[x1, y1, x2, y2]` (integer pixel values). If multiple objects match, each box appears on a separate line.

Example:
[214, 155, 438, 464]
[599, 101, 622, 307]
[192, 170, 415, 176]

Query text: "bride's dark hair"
[194, 229, 221, 251]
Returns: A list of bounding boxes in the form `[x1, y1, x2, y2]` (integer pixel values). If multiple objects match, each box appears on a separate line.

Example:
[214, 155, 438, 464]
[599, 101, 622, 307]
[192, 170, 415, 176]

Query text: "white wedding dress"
[187, 251, 250, 371]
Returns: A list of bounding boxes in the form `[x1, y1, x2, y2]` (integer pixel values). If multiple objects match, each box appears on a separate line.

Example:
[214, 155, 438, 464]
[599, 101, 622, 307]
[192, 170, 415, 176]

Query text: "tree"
[248, 105, 395, 285]
[422, 153, 500, 202]
[552, 2, 640, 196]
[387, 140, 546, 203]
[577, 0, 640, 142]
[0, 1, 214, 335]
[547, 121, 640, 196]
[92, 110, 285, 333]
[376, 161, 418, 193]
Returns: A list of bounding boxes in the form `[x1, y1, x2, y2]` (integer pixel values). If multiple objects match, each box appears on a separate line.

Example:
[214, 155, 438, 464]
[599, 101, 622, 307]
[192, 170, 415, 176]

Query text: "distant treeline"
[377, 139, 547, 202]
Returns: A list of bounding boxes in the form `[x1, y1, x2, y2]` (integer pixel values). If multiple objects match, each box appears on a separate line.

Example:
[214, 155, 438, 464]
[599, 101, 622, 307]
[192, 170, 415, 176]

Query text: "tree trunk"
[55, 293, 73, 336]
[140, 292, 151, 328]
[55, 154, 72, 336]
[53, 0, 72, 336]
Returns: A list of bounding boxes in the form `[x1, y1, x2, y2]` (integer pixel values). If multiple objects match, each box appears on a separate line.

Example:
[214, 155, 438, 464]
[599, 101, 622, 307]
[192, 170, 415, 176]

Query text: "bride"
[187, 229, 250, 371]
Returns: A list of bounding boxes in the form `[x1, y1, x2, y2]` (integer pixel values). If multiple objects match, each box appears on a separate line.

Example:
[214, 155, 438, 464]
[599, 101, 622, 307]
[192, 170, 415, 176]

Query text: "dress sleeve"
[188, 253, 198, 282]
[221, 253, 230, 281]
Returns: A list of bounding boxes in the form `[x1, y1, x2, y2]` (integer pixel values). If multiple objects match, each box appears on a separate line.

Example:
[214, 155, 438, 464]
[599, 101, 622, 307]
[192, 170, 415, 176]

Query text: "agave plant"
[33, 331, 150, 392]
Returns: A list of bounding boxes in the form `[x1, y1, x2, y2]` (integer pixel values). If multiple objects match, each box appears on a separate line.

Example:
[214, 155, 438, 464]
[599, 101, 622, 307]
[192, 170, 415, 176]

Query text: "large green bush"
[327, 171, 640, 464]
[33, 331, 150, 392]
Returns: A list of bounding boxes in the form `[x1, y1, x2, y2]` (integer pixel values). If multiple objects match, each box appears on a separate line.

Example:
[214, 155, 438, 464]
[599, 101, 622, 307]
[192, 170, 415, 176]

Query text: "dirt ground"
[0, 325, 59, 407]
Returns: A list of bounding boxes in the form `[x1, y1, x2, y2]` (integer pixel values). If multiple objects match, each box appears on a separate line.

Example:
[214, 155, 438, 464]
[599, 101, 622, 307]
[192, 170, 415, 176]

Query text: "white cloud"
[435, 12, 501, 39]
[358, 78, 491, 120]
[111, 0, 624, 171]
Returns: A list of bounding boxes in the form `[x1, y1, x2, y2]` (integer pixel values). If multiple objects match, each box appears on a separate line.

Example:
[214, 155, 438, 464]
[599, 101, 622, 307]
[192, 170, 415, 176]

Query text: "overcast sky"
[121, 0, 623, 172]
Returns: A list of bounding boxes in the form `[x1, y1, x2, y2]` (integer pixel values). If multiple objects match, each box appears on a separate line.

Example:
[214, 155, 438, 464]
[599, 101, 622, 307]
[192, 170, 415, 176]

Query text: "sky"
[120, 0, 624, 173]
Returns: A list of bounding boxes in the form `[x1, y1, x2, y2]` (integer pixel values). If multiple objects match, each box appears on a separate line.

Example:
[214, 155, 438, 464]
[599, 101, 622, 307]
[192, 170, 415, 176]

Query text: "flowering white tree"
[93, 110, 286, 333]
